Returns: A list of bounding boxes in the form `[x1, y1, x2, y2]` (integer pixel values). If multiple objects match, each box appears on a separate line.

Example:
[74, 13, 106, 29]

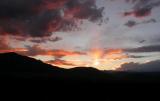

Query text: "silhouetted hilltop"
[0, 52, 63, 72]
[0, 52, 104, 80]
[1, 52, 160, 83]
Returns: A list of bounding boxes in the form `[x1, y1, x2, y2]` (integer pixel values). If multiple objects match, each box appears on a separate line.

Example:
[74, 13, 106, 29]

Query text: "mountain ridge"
[1, 52, 160, 83]
[0, 52, 105, 80]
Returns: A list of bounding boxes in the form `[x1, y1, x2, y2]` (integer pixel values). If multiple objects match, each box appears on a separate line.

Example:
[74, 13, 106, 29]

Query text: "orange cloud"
[21, 45, 85, 59]
[46, 59, 91, 68]
[0, 35, 27, 53]
[106, 49, 123, 55]
[88, 48, 128, 60]
[46, 50, 85, 57]
[104, 49, 128, 60]
[46, 59, 77, 67]
[0, 48, 28, 53]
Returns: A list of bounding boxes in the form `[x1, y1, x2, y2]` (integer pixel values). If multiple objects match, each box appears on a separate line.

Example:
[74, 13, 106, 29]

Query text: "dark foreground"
[0, 52, 160, 100]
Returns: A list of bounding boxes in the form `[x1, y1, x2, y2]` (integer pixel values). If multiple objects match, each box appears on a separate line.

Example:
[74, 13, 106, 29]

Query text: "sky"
[0, 0, 160, 71]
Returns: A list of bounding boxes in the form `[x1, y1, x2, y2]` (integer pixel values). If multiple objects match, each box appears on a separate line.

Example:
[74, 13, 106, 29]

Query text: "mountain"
[1, 52, 160, 101]
[0, 52, 61, 72]
[1, 52, 160, 83]
[0, 52, 105, 81]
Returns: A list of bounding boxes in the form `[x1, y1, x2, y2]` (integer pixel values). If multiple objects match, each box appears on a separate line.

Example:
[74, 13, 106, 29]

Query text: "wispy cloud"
[124, 45, 160, 53]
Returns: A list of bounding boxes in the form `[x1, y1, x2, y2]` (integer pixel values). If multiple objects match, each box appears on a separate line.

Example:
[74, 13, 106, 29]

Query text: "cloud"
[128, 55, 146, 59]
[124, 0, 160, 18]
[0, 0, 104, 37]
[125, 19, 157, 27]
[0, 48, 27, 53]
[104, 49, 129, 60]
[20, 45, 85, 59]
[0, 36, 10, 50]
[124, 45, 160, 53]
[22, 45, 46, 56]
[125, 20, 137, 27]
[0, 36, 27, 53]
[46, 58, 90, 67]
[124, 7, 151, 18]
[117, 60, 160, 72]
[46, 59, 77, 67]
[29, 36, 62, 43]
[88, 49, 129, 60]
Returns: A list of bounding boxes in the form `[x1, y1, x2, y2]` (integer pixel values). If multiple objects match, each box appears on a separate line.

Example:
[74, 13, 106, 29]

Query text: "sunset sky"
[0, 0, 160, 71]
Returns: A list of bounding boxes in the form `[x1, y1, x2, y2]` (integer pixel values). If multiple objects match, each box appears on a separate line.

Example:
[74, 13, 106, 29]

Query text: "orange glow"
[46, 59, 76, 67]
[88, 48, 103, 66]
[45, 50, 85, 57]
[26, 46, 128, 70]
[89, 49, 103, 59]
[45, 48, 128, 70]
[93, 59, 100, 66]
[23, 46, 129, 70]
[0, 48, 28, 53]
[106, 49, 123, 55]
[46, 49, 128, 70]
[104, 49, 128, 60]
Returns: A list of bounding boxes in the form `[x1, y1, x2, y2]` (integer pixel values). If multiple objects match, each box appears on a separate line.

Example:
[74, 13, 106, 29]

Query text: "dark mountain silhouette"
[0, 52, 61, 72]
[1, 52, 160, 83]
[1, 52, 160, 101]
[0, 52, 106, 81]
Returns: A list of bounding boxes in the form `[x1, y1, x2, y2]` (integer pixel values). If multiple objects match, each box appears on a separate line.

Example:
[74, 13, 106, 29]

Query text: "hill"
[1, 52, 160, 83]
[1, 52, 160, 101]
[0, 52, 105, 81]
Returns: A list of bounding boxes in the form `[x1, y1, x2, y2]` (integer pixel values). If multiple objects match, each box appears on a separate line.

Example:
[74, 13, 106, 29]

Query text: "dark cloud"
[125, 20, 137, 27]
[117, 60, 160, 72]
[124, 7, 152, 18]
[124, 45, 160, 53]
[22, 45, 46, 56]
[29, 36, 62, 43]
[128, 55, 146, 59]
[124, 0, 160, 18]
[125, 19, 157, 27]
[0, 0, 104, 37]
[139, 40, 146, 43]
